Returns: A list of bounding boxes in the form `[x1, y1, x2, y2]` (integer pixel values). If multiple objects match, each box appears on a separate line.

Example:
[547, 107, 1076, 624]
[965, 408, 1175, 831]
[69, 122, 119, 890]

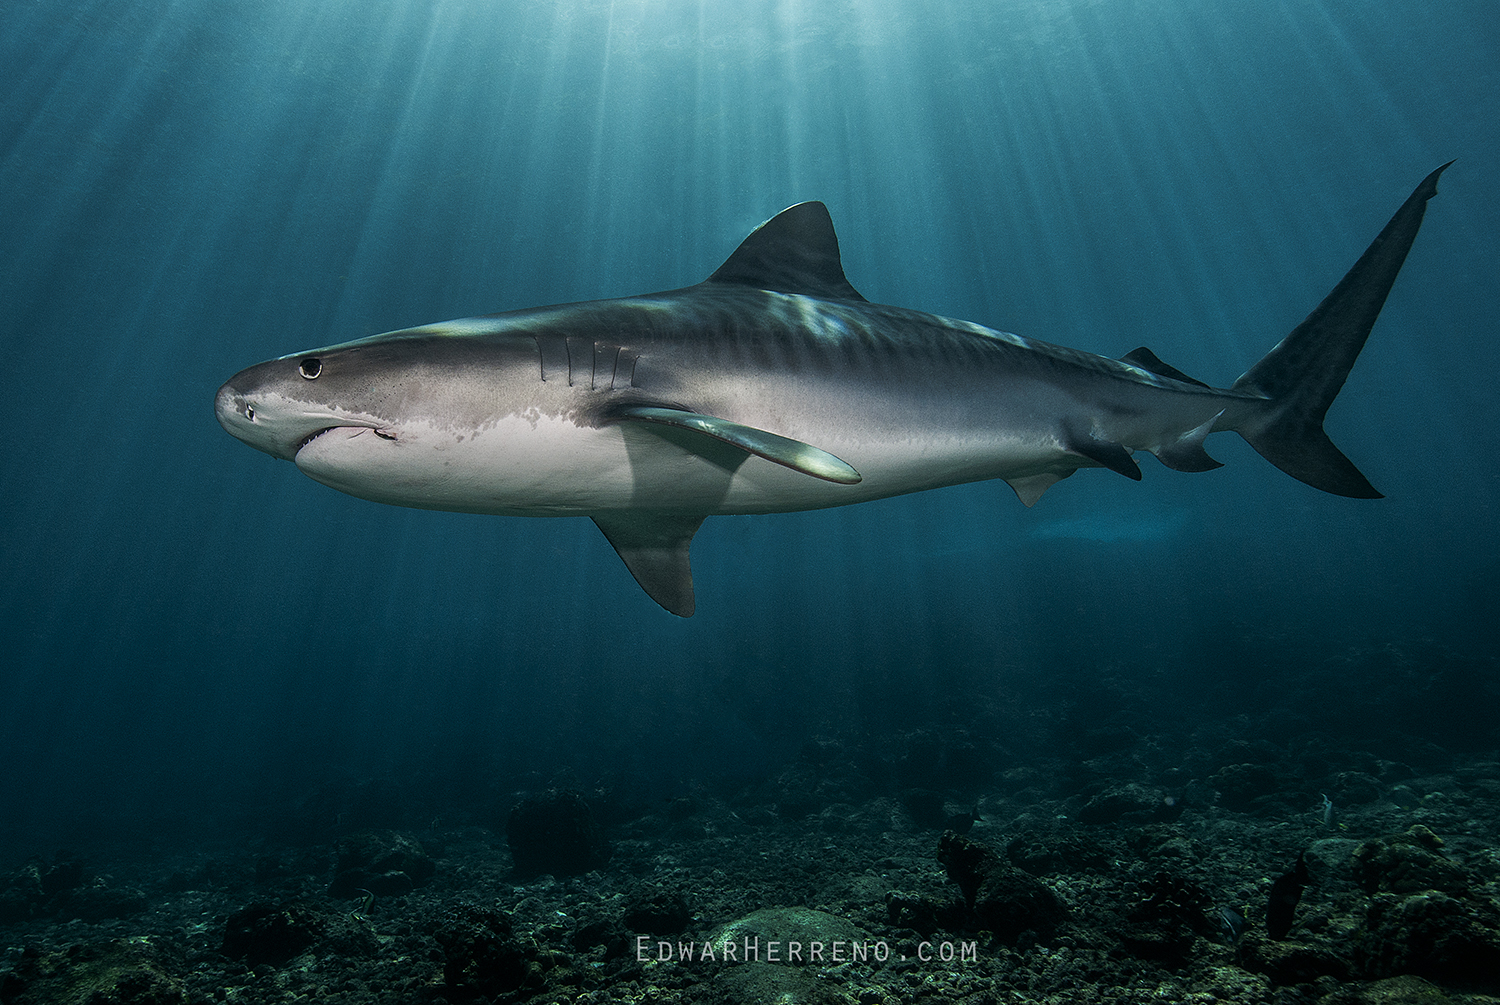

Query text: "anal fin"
[1153, 410, 1225, 473]
[592, 512, 706, 617]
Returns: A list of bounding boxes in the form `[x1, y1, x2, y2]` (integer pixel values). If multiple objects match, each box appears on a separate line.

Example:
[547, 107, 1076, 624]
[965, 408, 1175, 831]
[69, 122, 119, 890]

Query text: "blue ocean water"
[1, 0, 1495, 859]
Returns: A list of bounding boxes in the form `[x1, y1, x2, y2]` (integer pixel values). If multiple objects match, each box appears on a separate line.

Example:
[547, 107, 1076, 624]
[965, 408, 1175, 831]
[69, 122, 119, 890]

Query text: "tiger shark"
[216, 164, 1449, 616]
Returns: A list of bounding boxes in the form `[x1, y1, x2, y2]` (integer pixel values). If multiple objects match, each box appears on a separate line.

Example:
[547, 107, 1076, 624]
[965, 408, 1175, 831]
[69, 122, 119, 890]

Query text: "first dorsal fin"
[705, 202, 867, 302]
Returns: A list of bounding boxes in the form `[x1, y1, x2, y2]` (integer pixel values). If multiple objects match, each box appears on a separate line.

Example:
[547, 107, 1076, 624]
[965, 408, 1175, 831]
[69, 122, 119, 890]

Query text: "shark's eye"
[299, 357, 322, 380]
[245, 405, 255, 421]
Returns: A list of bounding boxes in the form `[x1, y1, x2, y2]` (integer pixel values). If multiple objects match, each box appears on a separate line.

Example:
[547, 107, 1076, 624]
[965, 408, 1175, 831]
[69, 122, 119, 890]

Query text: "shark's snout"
[214, 381, 243, 434]
[213, 369, 314, 461]
[214, 361, 389, 462]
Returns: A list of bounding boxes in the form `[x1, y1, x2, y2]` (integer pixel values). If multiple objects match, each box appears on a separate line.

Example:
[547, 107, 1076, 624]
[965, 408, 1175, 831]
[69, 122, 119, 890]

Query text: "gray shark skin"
[216, 164, 1450, 616]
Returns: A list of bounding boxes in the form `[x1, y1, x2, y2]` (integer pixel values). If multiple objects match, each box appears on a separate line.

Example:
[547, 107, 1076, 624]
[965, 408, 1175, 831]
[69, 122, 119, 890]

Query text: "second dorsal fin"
[1121, 346, 1209, 388]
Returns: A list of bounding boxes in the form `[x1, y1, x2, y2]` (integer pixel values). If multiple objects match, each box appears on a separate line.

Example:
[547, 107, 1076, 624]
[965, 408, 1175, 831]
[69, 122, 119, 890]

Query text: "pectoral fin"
[592, 512, 706, 617]
[614, 405, 862, 484]
[1006, 473, 1069, 507]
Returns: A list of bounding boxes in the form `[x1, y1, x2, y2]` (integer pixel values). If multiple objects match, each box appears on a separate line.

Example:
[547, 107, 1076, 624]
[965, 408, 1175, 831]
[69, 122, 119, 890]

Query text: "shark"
[216, 164, 1449, 616]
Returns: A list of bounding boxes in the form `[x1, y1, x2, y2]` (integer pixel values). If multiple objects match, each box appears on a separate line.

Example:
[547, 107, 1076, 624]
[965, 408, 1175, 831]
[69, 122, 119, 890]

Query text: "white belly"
[292, 412, 1054, 517]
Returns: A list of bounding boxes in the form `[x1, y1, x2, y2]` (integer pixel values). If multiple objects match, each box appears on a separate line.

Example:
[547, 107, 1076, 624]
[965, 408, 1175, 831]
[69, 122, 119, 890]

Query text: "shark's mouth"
[295, 425, 396, 457]
[295, 426, 338, 454]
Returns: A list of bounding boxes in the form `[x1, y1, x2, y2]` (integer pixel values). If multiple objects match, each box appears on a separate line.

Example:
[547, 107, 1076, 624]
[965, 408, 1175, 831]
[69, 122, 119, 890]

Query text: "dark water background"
[2, 0, 1496, 861]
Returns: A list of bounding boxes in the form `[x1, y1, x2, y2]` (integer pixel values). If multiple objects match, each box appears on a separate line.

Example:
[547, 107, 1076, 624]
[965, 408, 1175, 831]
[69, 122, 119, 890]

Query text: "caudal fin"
[1232, 162, 1451, 498]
